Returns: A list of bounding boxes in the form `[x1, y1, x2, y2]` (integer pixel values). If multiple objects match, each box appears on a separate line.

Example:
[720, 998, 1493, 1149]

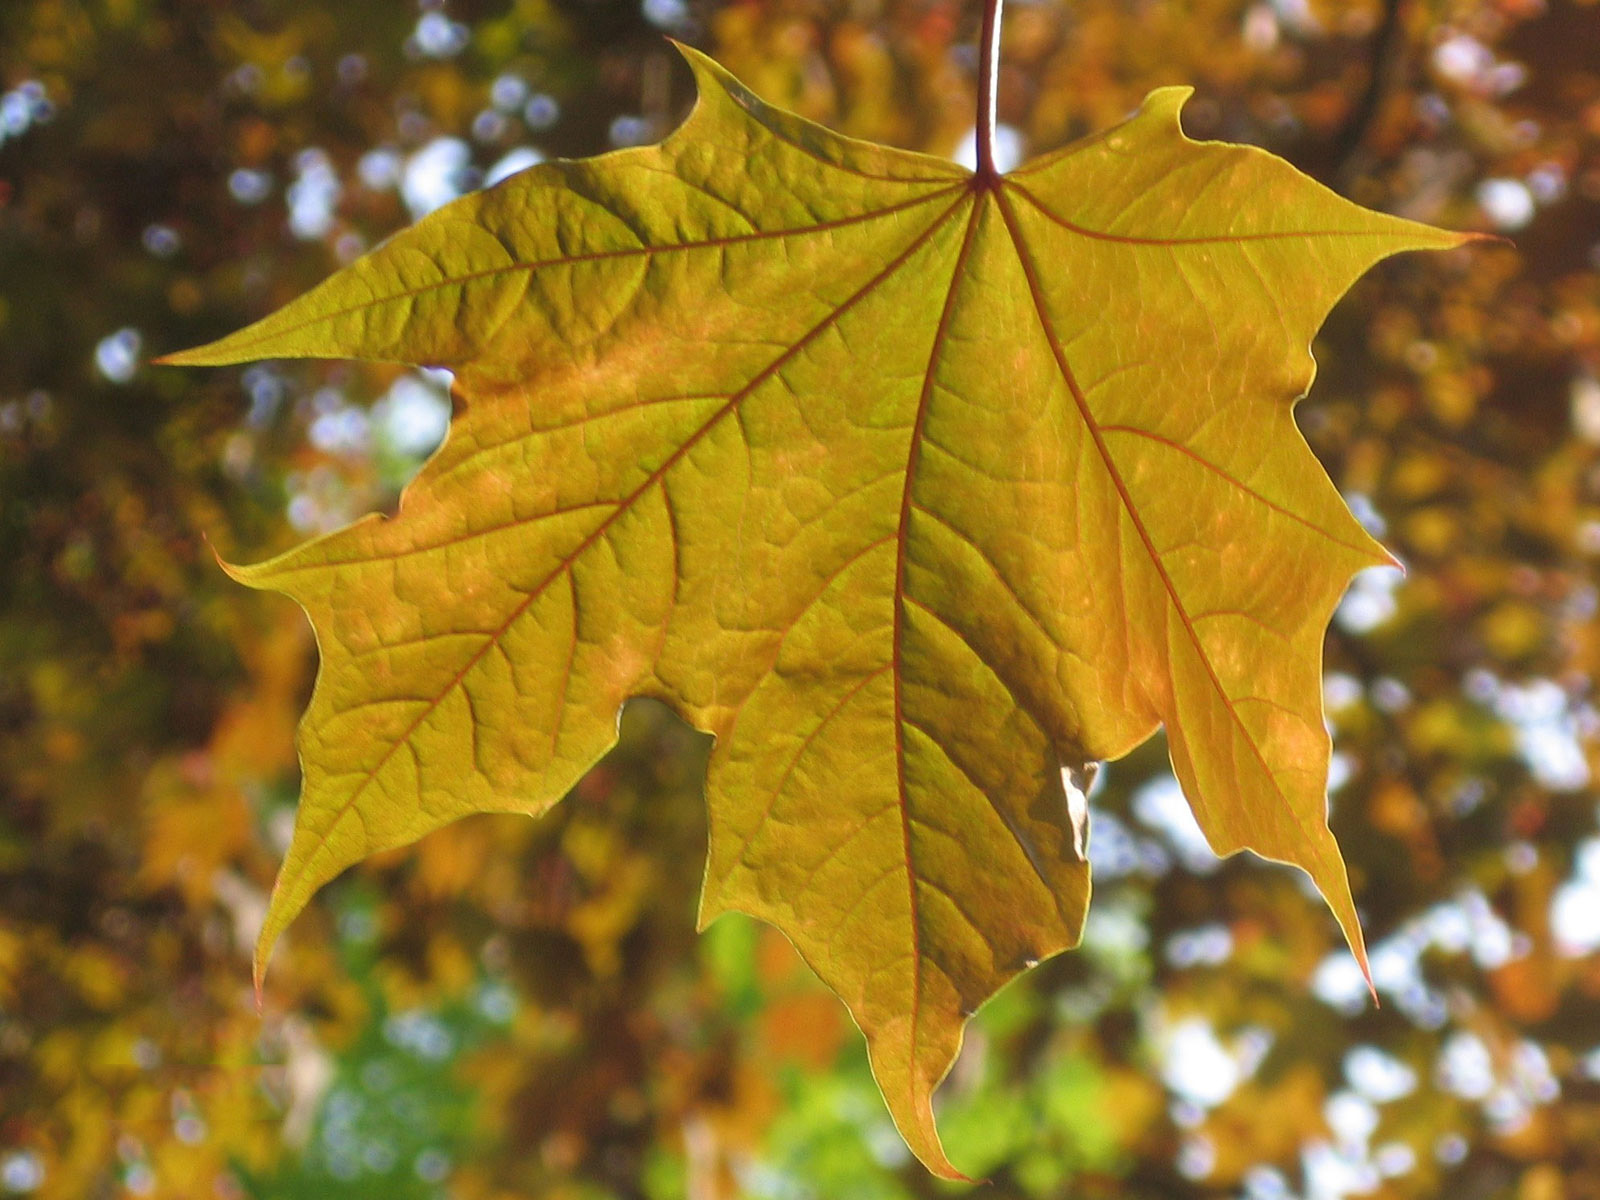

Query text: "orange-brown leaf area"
[4, 0, 1600, 1197]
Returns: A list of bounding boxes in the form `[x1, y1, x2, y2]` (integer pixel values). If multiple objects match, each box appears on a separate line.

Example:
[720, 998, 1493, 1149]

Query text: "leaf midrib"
[993, 181, 1324, 856]
[889, 190, 984, 1105]
[195, 185, 966, 362]
[1010, 180, 1398, 246]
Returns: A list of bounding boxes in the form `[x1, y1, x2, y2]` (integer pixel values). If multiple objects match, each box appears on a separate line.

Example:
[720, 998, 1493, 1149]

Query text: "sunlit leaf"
[163, 43, 1472, 1174]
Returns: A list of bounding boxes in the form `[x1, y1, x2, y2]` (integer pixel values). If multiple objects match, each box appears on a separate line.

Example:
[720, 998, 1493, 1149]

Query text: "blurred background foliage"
[2, 0, 1599, 1196]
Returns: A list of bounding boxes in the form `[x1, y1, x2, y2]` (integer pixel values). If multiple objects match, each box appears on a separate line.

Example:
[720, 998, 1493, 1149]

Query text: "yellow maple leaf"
[163, 41, 1473, 1175]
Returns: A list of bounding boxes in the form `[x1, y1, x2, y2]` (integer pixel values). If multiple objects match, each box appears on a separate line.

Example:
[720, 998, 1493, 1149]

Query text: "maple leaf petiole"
[976, 0, 1004, 183]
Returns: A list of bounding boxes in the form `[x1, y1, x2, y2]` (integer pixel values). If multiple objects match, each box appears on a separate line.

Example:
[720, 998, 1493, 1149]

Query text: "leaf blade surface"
[167, 46, 1472, 1176]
